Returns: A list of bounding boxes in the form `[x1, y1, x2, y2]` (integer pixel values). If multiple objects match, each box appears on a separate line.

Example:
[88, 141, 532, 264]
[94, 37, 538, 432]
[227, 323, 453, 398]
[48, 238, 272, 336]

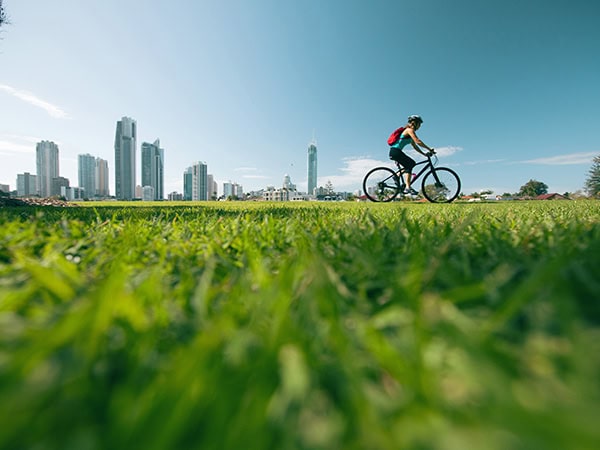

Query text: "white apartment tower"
[207, 174, 217, 200]
[95, 158, 109, 197]
[36, 140, 60, 198]
[17, 172, 37, 197]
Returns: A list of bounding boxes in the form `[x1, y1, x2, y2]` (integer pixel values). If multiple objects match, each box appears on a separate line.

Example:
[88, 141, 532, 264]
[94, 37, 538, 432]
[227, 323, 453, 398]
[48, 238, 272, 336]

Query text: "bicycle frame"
[395, 155, 437, 187]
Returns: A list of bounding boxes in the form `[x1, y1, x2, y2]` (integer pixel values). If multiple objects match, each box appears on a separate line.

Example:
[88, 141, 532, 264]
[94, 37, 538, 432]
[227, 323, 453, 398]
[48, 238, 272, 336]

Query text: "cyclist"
[389, 115, 435, 195]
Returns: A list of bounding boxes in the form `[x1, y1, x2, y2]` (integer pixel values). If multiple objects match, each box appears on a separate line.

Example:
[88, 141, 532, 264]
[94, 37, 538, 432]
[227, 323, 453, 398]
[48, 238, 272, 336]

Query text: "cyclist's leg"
[388, 156, 405, 189]
[395, 152, 416, 190]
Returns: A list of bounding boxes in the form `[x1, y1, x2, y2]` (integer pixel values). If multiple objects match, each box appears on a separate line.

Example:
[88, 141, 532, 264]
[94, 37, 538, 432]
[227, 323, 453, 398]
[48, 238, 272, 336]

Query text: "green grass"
[1, 201, 599, 450]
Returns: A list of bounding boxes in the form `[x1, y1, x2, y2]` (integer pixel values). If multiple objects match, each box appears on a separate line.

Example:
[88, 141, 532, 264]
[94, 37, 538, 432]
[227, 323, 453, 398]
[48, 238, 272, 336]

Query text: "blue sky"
[1, 0, 598, 196]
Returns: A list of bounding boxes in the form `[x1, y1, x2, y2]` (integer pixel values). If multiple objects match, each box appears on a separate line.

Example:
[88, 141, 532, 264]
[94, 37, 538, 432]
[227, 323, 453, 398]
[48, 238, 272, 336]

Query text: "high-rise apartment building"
[207, 174, 218, 200]
[141, 139, 164, 200]
[307, 141, 317, 195]
[114, 117, 137, 200]
[16, 173, 37, 197]
[78, 153, 96, 198]
[95, 158, 109, 197]
[142, 186, 155, 201]
[223, 181, 243, 199]
[192, 162, 208, 201]
[183, 167, 193, 201]
[52, 177, 70, 197]
[223, 181, 233, 199]
[234, 183, 243, 198]
[36, 140, 60, 198]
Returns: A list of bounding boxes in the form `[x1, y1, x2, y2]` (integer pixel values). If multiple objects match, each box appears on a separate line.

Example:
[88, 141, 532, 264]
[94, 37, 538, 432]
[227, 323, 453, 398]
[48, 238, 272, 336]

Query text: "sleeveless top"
[390, 133, 413, 151]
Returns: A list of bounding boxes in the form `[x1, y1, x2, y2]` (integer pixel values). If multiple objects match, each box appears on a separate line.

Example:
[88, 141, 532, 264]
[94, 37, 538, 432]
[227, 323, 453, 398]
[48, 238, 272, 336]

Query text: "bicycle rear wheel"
[421, 167, 461, 203]
[363, 167, 401, 202]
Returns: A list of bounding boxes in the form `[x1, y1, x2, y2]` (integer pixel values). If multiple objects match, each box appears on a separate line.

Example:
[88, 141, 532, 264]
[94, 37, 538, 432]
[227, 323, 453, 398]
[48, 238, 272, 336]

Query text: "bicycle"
[362, 153, 461, 203]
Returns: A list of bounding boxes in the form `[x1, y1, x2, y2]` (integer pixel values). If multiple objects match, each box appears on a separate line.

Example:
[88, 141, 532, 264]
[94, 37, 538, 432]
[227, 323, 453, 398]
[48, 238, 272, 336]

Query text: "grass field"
[1, 200, 599, 450]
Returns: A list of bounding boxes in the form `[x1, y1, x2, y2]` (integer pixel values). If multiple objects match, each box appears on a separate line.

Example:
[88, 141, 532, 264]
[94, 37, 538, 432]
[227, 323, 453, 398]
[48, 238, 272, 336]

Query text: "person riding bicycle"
[389, 115, 435, 195]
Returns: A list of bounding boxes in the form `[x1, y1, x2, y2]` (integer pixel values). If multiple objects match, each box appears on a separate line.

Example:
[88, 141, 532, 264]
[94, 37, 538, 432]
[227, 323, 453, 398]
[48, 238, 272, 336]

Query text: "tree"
[0, 1, 8, 29]
[325, 180, 334, 195]
[584, 154, 600, 198]
[518, 179, 548, 197]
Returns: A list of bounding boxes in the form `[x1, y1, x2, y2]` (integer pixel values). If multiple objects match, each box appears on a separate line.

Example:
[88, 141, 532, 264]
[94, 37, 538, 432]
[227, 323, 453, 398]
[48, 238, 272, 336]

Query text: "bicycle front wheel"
[421, 167, 461, 203]
[363, 167, 401, 202]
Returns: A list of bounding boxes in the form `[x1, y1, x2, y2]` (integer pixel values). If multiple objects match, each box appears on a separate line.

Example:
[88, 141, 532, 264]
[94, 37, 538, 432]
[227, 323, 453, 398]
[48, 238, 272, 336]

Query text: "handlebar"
[427, 152, 438, 166]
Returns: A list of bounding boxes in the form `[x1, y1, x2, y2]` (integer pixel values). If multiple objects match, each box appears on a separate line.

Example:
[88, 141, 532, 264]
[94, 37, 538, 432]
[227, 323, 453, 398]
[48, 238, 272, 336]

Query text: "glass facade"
[114, 117, 136, 200]
[141, 139, 164, 200]
[307, 143, 317, 195]
[78, 153, 96, 198]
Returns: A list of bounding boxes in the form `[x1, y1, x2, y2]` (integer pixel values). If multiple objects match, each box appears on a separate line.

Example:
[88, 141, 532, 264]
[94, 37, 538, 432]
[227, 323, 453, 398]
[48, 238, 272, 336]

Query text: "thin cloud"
[3, 134, 42, 144]
[0, 84, 69, 119]
[522, 152, 597, 165]
[463, 158, 506, 166]
[0, 140, 35, 155]
[318, 157, 389, 190]
[234, 167, 270, 180]
[0, 135, 62, 156]
[0, 134, 43, 155]
[242, 174, 270, 179]
[434, 146, 463, 157]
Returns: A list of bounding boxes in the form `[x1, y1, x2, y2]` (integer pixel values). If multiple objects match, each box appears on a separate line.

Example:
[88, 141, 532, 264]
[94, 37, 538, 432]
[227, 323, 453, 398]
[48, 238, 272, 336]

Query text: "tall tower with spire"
[307, 139, 317, 195]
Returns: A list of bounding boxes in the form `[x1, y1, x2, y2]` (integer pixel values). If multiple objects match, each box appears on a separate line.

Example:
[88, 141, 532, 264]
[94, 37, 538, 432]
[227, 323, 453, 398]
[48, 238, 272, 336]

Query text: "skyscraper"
[141, 139, 164, 200]
[223, 181, 233, 199]
[223, 181, 243, 199]
[17, 172, 37, 197]
[78, 153, 96, 198]
[36, 140, 60, 198]
[307, 141, 318, 195]
[207, 174, 217, 200]
[114, 117, 137, 200]
[52, 177, 70, 197]
[192, 162, 208, 201]
[95, 158, 109, 197]
[183, 167, 193, 201]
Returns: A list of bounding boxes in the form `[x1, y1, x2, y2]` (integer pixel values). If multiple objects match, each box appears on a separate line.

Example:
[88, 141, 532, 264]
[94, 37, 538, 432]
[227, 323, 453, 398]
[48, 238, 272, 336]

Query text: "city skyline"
[1, 2, 599, 196]
[6, 123, 315, 199]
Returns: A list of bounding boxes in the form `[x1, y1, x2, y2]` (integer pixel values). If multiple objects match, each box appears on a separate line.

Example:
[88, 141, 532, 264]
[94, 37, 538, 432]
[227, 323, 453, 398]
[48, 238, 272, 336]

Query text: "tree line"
[469, 155, 600, 199]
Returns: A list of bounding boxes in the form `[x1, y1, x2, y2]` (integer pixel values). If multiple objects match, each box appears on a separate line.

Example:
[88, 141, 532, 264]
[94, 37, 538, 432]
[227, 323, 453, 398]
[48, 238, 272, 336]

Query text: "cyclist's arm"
[405, 128, 434, 155]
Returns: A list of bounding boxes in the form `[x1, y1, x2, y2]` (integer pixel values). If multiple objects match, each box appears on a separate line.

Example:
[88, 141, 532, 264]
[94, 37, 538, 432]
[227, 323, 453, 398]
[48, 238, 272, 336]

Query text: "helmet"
[408, 115, 423, 124]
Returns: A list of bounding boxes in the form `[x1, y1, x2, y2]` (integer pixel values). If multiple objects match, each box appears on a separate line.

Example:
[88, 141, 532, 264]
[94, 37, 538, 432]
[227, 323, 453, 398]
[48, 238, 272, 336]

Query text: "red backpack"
[387, 127, 405, 146]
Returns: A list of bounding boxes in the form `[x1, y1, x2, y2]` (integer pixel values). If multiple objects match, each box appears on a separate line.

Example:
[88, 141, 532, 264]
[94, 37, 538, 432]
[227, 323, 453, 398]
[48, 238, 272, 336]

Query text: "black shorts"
[389, 148, 416, 171]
